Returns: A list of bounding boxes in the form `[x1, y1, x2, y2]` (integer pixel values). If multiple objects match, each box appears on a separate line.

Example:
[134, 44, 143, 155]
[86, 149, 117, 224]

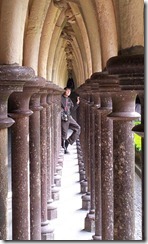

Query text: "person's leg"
[61, 120, 69, 149]
[67, 116, 81, 145]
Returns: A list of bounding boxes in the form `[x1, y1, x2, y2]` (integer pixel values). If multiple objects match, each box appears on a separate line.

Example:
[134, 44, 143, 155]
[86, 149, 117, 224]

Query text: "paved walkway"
[7, 138, 142, 240]
[51, 142, 94, 240]
[51, 141, 142, 241]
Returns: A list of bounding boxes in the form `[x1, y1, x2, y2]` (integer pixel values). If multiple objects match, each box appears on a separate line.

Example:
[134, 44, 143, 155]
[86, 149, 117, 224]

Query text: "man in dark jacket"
[61, 87, 80, 154]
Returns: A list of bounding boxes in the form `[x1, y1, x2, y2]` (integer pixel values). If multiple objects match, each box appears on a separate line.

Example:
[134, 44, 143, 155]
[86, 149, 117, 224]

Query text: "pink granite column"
[99, 93, 113, 240]
[50, 88, 60, 201]
[82, 99, 91, 210]
[85, 103, 96, 232]
[0, 65, 26, 240]
[107, 54, 144, 240]
[40, 84, 54, 240]
[29, 77, 45, 240]
[46, 83, 57, 220]
[92, 107, 102, 240]
[132, 91, 144, 239]
[8, 67, 37, 240]
[92, 73, 115, 240]
[108, 91, 140, 240]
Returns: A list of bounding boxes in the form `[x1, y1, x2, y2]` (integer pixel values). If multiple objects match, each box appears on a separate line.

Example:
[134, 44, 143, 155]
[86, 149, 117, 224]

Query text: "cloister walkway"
[51, 139, 142, 241]
[7, 133, 142, 240]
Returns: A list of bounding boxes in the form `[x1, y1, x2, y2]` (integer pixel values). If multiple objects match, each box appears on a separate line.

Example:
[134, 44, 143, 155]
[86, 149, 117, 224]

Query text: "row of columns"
[0, 65, 64, 240]
[76, 54, 144, 240]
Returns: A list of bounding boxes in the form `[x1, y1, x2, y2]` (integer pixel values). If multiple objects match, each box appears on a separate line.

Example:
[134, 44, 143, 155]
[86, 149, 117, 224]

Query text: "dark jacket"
[61, 94, 79, 116]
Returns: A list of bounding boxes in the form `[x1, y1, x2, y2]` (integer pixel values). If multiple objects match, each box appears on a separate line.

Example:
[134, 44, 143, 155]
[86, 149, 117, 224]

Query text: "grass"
[134, 121, 141, 151]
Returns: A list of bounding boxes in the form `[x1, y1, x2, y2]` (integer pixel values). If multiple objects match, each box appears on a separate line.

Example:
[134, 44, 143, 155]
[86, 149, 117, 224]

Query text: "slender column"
[132, 91, 144, 239]
[92, 107, 102, 240]
[50, 92, 58, 200]
[0, 65, 26, 240]
[53, 91, 61, 187]
[50, 89, 60, 201]
[85, 104, 96, 232]
[107, 54, 144, 240]
[46, 83, 57, 220]
[8, 67, 37, 240]
[99, 93, 113, 240]
[29, 77, 45, 240]
[80, 96, 88, 195]
[108, 91, 140, 240]
[85, 74, 114, 238]
[40, 84, 54, 240]
[82, 100, 91, 210]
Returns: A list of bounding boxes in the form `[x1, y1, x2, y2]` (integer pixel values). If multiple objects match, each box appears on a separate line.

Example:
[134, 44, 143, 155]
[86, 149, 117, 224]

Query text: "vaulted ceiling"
[0, 0, 144, 88]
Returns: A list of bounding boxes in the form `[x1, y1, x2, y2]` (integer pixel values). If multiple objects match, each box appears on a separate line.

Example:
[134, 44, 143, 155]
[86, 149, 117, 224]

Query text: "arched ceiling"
[0, 0, 144, 88]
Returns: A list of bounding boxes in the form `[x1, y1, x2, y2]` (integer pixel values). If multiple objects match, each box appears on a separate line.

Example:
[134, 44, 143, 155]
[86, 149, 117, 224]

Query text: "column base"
[78, 162, 84, 172]
[58, 158, 63, 167]
[82, 192, 91, 210]
[92, 234, 102, 240]
[79, 169, 86, 181]
[51, 186, 60, 201]
[80, 180, 88, 193]
[54, 173, 61, 187]
[47, 201, 57, 220]
[56, 165, 63, 176]
[85, 211, 95, 232]
[41, 220, 54, 240]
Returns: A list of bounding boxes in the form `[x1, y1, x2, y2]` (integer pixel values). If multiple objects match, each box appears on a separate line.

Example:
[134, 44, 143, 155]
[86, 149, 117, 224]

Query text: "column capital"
[29, 76, 46, 112]
[106, 54, 144, 75]
[108, 90, 140, 120]
[0, 65, 35, 128]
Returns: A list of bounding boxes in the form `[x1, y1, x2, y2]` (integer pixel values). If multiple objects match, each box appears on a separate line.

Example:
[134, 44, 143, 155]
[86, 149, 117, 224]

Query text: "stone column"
[40, 84, 54, 240]
[29, 77, 45, 240]
[0, 65, 26, 240]
[82, 99, 91, 210]
[46, 83, 57, 220]
[107, 54, 144, 240]
[91, 73, 115, 240]
[85, 104, 96, 232]
[76, 84, 92, 230]
[99, 93, 113, 240]
[8, 67, 38, 240]
[50, 86, 61, 201]
[108, 90, 140, 240]
[53, 89, 62, 188]
[92, 107, 102, 240]
[132, 91, 144, 239]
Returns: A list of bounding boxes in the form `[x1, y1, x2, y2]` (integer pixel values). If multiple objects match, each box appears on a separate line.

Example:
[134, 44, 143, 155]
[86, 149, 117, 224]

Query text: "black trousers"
[61, 116, 81, 145]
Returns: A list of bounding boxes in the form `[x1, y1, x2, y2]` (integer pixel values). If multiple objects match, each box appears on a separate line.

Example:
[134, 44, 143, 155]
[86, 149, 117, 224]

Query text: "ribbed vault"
[0, 0, 144, 88]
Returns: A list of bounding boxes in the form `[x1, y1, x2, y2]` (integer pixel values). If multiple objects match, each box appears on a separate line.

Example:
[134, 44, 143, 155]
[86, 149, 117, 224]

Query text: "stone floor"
[51, 142, 94, 240]
[51, 141, 142, 241]
[7, 137, 142, 241]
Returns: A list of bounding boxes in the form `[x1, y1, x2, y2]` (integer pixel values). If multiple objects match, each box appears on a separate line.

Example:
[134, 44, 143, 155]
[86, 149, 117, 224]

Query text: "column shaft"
[113, 120, 135, 239]
[29, 92, 43, 240]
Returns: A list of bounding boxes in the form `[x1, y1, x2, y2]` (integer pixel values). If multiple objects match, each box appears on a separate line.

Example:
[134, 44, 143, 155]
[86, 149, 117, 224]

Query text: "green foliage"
[134, 121, 141, 151]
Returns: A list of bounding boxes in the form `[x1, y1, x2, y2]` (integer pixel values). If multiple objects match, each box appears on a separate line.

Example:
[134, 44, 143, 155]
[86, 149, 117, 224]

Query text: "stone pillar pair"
[39, 83, 54, 240]
[106, 54, 144, 240]
[0, 65, 28, 240]
[29, 76, 46, 240]
[85, 53, 143, 240]
[7, 72, 55, 240]
[83, 78, 113, 238]
[8, 67, 44, 240]
[29, 80, 56, 239]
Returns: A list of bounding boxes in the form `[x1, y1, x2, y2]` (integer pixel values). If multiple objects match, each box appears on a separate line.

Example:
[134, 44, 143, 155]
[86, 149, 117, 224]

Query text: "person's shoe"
[61, 139, 65, 149]
[64, 139, 69, 154]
